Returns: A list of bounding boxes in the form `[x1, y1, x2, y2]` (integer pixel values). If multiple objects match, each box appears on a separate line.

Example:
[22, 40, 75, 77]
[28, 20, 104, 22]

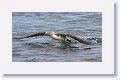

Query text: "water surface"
[12, 12, 102, 62]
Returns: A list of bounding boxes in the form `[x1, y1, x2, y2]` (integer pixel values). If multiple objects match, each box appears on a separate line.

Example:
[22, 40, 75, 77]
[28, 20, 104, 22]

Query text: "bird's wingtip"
[13, 37, 24, 39]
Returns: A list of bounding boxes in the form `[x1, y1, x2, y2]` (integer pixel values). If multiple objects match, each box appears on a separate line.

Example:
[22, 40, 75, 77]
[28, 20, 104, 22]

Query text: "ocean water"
[12, 12, 102, 62]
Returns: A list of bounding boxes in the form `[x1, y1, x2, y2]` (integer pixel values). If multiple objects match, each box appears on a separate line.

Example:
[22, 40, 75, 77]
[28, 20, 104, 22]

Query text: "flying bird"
[14, 31, 92, 45]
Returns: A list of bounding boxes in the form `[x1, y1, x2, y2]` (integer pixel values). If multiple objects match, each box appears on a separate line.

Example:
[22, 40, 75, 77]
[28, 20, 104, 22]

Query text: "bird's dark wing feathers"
[14, 32, 46, 39]
[58, 34, 92, 45]
[14, 32, 92, 45]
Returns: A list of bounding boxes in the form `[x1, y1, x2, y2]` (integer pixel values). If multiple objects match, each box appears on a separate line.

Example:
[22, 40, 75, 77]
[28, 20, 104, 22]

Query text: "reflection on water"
[12, 12, 102, 62]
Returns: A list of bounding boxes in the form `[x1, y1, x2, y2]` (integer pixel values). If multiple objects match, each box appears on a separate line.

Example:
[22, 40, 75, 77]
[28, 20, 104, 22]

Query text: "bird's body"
[45, 32, 65, 40]
[14, 31, 92, 45]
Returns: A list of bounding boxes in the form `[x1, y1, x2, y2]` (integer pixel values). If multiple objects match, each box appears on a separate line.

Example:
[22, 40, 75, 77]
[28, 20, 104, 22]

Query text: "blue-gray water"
[12, 12, 102, 62]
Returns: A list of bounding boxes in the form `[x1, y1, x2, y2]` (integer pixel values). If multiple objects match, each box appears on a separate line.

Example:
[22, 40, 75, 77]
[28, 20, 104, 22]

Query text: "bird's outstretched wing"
[58, 34, 92, 45]
[14, 32, 46, 39]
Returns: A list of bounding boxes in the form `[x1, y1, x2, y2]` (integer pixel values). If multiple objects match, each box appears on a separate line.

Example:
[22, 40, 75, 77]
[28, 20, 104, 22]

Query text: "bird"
[14, 31, 92, 45]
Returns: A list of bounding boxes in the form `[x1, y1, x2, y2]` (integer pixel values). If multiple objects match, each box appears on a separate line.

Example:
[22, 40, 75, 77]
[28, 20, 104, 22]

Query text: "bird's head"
[46, 31, 57, 35]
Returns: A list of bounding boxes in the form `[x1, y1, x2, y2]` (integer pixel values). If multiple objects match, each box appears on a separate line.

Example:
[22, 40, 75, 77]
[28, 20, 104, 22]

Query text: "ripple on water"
[12, 12, 102, 62]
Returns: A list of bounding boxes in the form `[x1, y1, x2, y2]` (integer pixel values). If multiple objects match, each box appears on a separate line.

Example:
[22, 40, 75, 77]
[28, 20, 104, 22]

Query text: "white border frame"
[0, 0, 114, 74]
